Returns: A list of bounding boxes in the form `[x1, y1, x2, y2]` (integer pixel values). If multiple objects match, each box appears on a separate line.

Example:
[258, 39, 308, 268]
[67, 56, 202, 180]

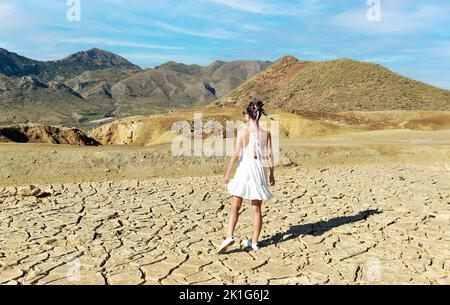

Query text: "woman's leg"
[251, 200, 263, 244]
[226, 196, 243, 239]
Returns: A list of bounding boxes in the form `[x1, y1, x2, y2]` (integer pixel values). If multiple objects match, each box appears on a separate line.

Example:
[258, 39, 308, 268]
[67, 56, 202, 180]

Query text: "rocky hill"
[104, 59, 272, 117]
[216, 56, 450, 112]
[0, 47, 272, 126]
[88, 108, 450, 146]
[0, 48, 140, 81]
[0, 48, 41, 77]
[0, 124, 100, 145]
[156, 60, 272, 98]
[0, 75, 107, 126]
[65, 68, 139, 99]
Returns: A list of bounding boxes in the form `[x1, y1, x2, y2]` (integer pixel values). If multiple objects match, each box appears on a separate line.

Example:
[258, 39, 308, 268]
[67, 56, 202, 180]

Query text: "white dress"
[227, 129, 273, 201]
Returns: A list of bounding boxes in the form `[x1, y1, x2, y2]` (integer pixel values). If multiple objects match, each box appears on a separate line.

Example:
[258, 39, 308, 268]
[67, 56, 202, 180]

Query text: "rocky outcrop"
[0, 124, 100, 145]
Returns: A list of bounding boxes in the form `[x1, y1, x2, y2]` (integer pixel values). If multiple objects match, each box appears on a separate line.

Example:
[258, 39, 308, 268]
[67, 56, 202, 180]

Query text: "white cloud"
[0, 1, 43, 37]
[0, 1, 19, 31]
[210, 0, 300, 15]
[240, 23, 265, 32]
[211, 0, 273, 14]
[331, 4, 450, 34]
[0, 1, 15, 19]
[430, 41, 450, 58]
[144, 18, 237, 40]
[60, 38, 185, 50]
[360, 56, 409, 64]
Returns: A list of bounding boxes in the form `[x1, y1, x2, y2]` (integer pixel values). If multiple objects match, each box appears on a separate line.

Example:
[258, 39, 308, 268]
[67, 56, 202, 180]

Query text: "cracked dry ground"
[0, 162, 449, 285]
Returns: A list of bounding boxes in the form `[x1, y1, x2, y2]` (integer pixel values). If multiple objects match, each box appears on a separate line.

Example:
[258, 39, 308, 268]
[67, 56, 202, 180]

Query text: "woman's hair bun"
[245, 100, 265, 121]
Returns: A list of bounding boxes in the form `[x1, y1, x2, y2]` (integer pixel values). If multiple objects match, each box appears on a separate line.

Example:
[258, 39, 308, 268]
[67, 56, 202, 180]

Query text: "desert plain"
[0, 112, 449, 285]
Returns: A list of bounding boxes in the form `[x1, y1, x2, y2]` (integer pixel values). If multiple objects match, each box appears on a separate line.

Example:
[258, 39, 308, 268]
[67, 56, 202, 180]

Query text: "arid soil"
[0, 129, 449, 285]
[1, 129, 449, 187]
[0, 162, 449, 285]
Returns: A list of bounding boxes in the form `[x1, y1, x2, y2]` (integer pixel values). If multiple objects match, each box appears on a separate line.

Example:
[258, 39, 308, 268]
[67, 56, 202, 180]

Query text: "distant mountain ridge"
[0, 47, 273, 126]
[156, 59, 272, 97]
[0, 48, 140, 81]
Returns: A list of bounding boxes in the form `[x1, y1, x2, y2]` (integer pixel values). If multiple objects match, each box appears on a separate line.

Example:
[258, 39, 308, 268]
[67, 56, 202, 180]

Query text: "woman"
[218, 100, 275, 254]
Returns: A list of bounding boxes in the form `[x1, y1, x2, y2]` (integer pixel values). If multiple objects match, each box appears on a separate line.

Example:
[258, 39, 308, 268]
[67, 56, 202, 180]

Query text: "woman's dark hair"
[245, 100, 265, 121]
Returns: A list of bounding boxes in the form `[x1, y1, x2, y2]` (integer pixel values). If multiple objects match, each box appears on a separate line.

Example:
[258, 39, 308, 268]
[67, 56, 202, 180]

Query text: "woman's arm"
[267, 131, 275, 186]
[224, 129, 243, 184]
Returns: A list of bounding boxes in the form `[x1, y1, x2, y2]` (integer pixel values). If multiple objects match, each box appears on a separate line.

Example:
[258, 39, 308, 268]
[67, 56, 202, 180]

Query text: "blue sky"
[0, 0, 449, 89]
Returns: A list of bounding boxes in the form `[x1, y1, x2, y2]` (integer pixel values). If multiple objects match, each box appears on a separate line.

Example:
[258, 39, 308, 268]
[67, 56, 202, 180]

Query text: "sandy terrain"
[1, 129, 450, 187]
[0, 129, 449, 285]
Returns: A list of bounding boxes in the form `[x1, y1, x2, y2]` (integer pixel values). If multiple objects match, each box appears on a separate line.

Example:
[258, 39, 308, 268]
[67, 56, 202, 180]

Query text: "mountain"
[65, 68, 140, 99]
[0, 48, 41, 77]
[0, 75, 107, 126]
[0, 48, 138, 126]
[110, 69, 216, 117]
[95, 59, 273, 118]
[156, 59, 272, 98]
[0, 47, 272, 126]
[216, 56, 450, 112]
[42, 48, 141, 81]
[0, 48, 140, 81]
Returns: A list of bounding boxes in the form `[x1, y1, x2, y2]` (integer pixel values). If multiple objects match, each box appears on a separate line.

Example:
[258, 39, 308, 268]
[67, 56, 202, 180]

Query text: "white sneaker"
[217, 237, 234, 254]
[241, 240, 260, 251]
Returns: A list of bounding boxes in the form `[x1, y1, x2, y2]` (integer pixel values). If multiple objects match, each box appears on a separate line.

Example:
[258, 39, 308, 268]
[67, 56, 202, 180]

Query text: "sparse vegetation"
[218, 56, 450, 112]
